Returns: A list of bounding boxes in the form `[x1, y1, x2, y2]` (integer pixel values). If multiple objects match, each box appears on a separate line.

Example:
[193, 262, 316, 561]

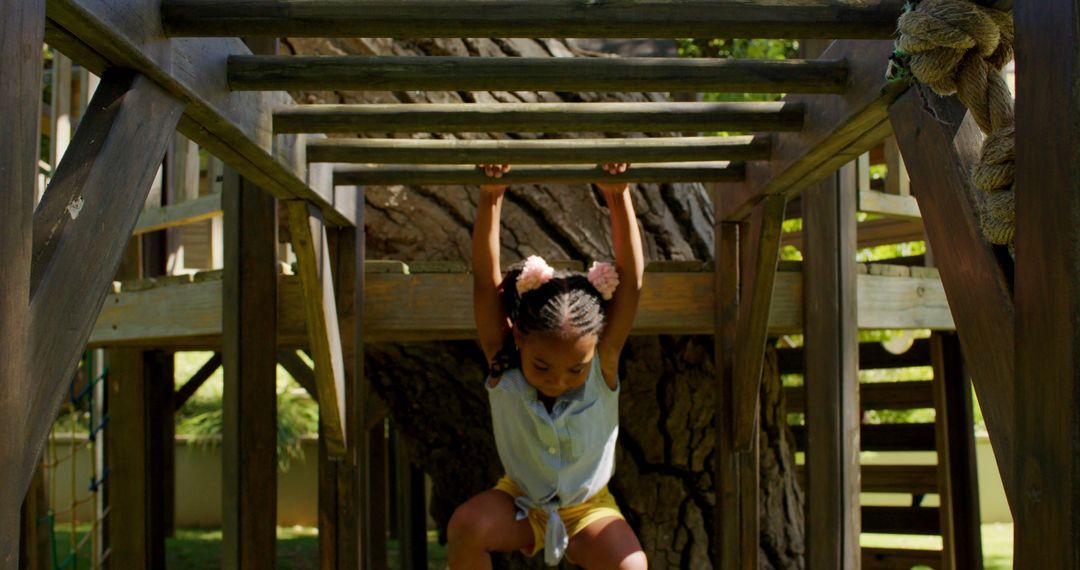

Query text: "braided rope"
[889, 0, 1016, 246]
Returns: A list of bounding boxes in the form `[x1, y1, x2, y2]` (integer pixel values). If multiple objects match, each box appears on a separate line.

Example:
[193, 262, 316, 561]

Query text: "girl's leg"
[565, 516, 648, 570]
[447, 489, 535, 570]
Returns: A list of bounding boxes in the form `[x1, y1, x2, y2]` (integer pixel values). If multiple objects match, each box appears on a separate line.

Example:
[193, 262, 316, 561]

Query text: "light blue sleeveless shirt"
[486, 355, 620, 566]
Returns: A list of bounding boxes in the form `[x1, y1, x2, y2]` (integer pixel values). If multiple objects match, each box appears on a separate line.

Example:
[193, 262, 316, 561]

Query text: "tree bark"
[284, 36, 804, 569]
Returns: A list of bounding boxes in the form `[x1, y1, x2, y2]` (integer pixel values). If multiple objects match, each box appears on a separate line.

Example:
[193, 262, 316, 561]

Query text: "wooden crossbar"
[163, 0, 905, 39]
[333, 163, 745, 186]
[228, 56, 848, 94]
[274, 102, 805, 134]
[307, 136, 769, 165]
[133, 193, 223, 235]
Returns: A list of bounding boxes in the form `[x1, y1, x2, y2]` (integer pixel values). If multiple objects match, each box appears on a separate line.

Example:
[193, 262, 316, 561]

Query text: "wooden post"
[930, 332, 983, 570]
[1014, 0, 1080, 566]
[0, 0, 43, 565]
[392, 428, 428, 570]
[802, 165, 860, 570]
[18, 466, 51, 570]
[221, 170, 278, 570]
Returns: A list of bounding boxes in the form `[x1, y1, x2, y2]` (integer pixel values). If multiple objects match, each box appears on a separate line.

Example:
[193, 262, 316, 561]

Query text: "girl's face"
[514, 329, 597, 398]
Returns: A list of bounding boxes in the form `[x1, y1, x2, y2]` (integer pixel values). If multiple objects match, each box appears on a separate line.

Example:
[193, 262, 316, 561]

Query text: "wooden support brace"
[308, 136, 770, 165]
[275, 102, 805, 135]
[228, 55, 849, 94]
[276, 349, 319, 403]
[174, 352, 222, 408]
[888, 89, 1016, 508]
[134, 193, 223, 235]
[722, 39, 907, 221]
[286, 200, 348, 457]
[334, 163, 744, 187]
[162, 0, 905, 39]
[732, 195, 786, 451]
[22, 70, 184, 511]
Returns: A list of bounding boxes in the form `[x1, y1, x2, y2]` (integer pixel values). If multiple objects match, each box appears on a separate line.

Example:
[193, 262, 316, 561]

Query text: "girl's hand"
[478, 164, 511, 195]
[596, 163, 630, 194]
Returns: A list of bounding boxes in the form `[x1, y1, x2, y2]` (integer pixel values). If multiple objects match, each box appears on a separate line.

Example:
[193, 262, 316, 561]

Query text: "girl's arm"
[595, 163, 645, 386]
[473, 164, 511, 364]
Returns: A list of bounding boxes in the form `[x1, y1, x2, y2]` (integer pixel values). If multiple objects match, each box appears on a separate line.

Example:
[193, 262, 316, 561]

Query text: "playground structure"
[3, 1, 1076, 569]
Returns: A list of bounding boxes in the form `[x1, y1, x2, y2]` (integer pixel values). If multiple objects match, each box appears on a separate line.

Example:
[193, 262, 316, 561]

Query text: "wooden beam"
[276, 349, 319, 402]
[732, 195, 786, 451]
[275, 102, 805, 134]
[857, 190, 921, 220]
[286, 200, 348, 457]
[24, 70, 184, 515]
[791, 423, 936, 452]
[229, 56, 848, 94]
[777, 338, 932, 375]
[888, 89, 1017, 508]
[134, 193, 223, 235]
[173, 352, 222, 408]
[309, 136, 770, 165]
[163, 0, 905, 39]
[802, 166, 860, 570]
[0, 0, 43, 562]
[1014, 0, 1080, 565]
[786, 381, 935, 413]
[88, 268, 957, 347]
[931, 332, 983, 570]
[221, 170, 278, 570]
[44, 0, 355, 226]
[334, 163, 744, 186]
[722, 40, 908, 221]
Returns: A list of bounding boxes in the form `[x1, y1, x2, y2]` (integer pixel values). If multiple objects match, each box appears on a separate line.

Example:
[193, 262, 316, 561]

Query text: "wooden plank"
[931, 333, 983, 570]
[777, 338, 932, 375]
[791, 423, 937, 452]
[889, 89, 1017, 508]
[883, 136, 910, 197]
[715, 212, 742, 566]
[802, 164, 860, 570]
[732, 195, 786, 451]
[163, 0, 905, 39]
[24, 70, 184, 519]
[221, 171, 278, 570]
[796, 465, 940, 494]
[107, 349, 155, 569]
[133, 193, 223, 235]
[334, 163, 744, 186]
[862, 547, 943, 569]
[174, 352, 222, 408]
[722, 40, 908, 221]
[1014, 0, 1080, 565]
[275, 102, 805, 134]
[786, 381, 935, 414]
[88, 269, 958, 347]
[286, 200, 348, 457]
[857, 190, 921, 220]
[44, 0, 354, 226]
[392, 432, 428, 570]
[0, 0, 43, 560]
[862, 506, 941, 535]
[309, 136, 770, 165]
[229, 56, 849, 94]
[277, 349, 319, 402]
[19, 465, 52, 570]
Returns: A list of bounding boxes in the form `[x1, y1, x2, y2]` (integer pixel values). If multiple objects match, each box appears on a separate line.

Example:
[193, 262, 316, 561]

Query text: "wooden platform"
[88, 261, 954, 349]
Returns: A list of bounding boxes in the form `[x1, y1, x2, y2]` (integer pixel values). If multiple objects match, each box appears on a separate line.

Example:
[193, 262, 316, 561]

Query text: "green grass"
[862, 522, 1013, 569]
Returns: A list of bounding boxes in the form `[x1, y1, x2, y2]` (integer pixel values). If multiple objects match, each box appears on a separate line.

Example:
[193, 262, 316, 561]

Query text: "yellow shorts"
[493, 475, 625, 559]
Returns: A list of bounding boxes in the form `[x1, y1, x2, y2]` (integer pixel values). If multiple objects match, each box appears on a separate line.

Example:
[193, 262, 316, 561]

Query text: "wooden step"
[797, 464, 939, 495]
[786, 381, 935, 413]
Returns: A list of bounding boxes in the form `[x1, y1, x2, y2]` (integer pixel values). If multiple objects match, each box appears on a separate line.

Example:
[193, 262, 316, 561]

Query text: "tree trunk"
[284, 36, 804, 569]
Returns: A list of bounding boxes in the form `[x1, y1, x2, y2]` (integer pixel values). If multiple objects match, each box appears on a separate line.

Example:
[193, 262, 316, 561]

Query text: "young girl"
[448, 163, 647, 569]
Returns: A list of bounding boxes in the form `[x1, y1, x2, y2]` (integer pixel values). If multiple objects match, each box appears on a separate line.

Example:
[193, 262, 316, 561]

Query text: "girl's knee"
[448, 502, 495, 547]
[618, 551, 648, 570]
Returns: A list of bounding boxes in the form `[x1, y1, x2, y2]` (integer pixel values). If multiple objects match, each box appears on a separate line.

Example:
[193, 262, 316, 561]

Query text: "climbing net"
[38, 350, 110, 569]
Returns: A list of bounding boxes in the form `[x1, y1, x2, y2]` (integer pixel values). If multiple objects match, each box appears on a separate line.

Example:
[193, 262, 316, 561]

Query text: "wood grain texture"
[722, 39, 908, 221]
[308, 136, 770, 165]
[286, 201, 347, 457]
[802, 168, 860, 570]
[221, 172, 278, 570]
[857, 190, 921, 220]
[275, 102, 805, 134]
[732, 195, 786, 451]
[0, 0, 43, 563]
[889, 89, 1016, 509]
[44, 0, 354, 226]
[334, 163, 744, 186]
[1014, 0, 1080, 565]
[229, 56, 848, 94]
[24, 71, 184, 526]
[163, 0, 905, 38]
[714, 219, 742, 567]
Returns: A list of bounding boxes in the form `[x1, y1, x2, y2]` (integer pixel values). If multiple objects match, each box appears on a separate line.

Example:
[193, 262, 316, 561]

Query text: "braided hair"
[488, 264, 607, 378]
